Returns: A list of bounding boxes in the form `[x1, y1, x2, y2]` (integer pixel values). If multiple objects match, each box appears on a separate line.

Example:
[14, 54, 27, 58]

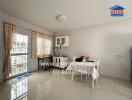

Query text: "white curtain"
[37, 34, 52, 57]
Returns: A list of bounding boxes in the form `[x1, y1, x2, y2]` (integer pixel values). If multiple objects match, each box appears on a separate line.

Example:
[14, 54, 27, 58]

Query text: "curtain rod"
[2, 21, 54, 37]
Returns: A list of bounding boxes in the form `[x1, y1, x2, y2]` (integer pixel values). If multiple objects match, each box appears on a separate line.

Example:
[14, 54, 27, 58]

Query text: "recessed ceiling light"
[56, 15, 68, 22]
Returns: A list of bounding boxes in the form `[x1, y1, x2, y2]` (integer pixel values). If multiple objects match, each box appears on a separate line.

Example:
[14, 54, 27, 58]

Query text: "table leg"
[86, 74, 88, 80]
[38, 58, 40, 70]
[95, 78, 98, 83]
[81, 73, 83, 80]
[72, 73, 74, 80]
[91, 77, 95, 88]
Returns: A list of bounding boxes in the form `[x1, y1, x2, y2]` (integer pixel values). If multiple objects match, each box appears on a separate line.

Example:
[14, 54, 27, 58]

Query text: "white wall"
[0, 11, 53, 83]
[55, 19, 132, 81]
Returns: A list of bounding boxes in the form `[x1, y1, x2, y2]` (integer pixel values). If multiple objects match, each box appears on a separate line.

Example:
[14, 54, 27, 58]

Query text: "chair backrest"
[95, 59, 100, 71]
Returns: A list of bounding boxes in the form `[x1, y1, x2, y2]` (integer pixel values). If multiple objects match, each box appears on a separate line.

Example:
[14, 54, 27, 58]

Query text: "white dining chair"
[94, 59, 100, 83]
[95, 59, 100, 71]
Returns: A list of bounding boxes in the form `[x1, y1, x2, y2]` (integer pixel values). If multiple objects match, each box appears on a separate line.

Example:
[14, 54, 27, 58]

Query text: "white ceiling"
[0, 0, 132, 32]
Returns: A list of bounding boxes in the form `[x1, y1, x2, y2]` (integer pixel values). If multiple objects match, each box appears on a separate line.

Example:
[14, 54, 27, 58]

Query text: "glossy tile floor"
[0, 70, 132, 100]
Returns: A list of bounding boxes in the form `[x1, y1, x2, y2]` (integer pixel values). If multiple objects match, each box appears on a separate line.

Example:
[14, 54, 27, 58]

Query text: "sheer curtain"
[31, 32, 52, 58]
[37, 33, 52, 57]
[4, 23, 16, 75]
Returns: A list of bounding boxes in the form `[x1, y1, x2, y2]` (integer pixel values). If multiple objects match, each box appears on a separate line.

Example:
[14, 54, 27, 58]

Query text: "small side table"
[38, 56, 53, 70]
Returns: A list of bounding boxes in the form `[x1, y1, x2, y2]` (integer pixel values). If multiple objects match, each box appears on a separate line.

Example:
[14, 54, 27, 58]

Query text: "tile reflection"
[11, 78, 27, 100]
[17, 94, 27, 100]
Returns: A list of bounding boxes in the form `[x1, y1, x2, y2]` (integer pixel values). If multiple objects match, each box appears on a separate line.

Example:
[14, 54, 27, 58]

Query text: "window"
[37, 36, 52, 57]
[10, 33, 28, 77]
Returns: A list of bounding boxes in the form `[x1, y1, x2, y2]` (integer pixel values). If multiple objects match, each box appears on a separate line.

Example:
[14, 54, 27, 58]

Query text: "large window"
[10, 33, 28, 76]
[37, 36, 52, 57]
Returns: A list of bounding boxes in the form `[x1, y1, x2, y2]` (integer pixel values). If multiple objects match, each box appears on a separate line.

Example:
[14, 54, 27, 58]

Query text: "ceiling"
[0, 0, 132, 32]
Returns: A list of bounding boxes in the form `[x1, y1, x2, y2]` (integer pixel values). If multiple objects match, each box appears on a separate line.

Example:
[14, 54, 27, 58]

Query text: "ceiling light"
[56, 15, 68, 22]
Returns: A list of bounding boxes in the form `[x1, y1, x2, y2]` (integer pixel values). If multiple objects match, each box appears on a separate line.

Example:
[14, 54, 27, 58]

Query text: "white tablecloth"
[66, 62, 99, 80]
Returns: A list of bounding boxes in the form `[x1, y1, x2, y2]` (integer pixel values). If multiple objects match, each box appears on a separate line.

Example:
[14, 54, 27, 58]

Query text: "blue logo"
[110, 5, 125, 16]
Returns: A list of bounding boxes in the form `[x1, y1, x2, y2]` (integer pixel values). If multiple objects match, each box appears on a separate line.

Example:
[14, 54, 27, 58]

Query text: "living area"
[0, 0, 132, 100]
